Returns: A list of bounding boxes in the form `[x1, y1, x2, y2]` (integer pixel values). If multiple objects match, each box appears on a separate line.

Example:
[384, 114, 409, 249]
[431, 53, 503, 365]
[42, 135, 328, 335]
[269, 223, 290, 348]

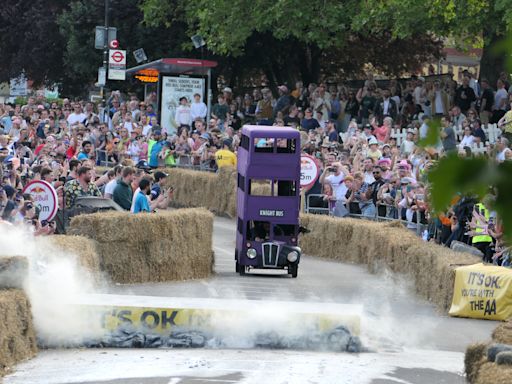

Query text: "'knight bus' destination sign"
[259, 209, 284, 217]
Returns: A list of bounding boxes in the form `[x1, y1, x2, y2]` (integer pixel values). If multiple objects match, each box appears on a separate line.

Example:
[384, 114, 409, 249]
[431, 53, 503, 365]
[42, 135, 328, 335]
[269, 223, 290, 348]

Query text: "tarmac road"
[4, 216, 497, 384]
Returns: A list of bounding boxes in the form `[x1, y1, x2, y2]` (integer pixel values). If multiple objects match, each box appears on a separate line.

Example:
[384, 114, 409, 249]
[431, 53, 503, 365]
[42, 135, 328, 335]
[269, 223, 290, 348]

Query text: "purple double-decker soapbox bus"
[235, 125, 301, 277]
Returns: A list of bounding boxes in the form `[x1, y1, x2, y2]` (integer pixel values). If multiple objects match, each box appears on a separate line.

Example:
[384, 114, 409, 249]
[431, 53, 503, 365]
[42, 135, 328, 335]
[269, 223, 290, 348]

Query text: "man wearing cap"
[192, 133, 211, 167]
[215, 139, 237, 169]
[175, 96, 192, 128]
[363, 124, 377, 143]
[148, 129, 165, 169]
[151, 171, 168, 200]
[273, 85, 292, 117]
[301, 108, 320, 132]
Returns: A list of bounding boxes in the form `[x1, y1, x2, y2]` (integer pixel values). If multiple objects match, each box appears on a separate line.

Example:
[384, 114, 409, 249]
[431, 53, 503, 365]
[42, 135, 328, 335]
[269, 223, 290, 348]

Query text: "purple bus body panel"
[236, 125, 301, 268]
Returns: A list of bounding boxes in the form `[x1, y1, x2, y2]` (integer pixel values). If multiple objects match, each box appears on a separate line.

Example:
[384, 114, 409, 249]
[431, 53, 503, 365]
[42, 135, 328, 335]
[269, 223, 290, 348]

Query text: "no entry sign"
[108, 49, 126, 80]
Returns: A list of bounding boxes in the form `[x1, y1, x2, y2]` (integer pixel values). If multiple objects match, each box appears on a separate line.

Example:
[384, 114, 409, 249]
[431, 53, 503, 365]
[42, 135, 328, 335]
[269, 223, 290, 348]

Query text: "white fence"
[389, 123, 502, 155]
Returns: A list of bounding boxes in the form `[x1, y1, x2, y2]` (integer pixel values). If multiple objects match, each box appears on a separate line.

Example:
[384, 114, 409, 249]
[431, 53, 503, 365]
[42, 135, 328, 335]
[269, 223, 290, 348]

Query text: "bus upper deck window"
[276, 138, 296, 153]
[254, 137, 274, 153]
[241, 135, 250, 150]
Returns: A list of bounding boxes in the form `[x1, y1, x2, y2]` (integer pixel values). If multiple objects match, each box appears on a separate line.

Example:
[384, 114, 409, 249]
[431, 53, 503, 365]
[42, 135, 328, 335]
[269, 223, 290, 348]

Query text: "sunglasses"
[373, 171, 381, 174]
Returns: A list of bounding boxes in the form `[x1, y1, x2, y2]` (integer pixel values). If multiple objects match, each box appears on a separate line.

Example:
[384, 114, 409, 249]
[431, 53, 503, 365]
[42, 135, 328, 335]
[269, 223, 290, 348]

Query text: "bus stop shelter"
[126, 58, 217, 134]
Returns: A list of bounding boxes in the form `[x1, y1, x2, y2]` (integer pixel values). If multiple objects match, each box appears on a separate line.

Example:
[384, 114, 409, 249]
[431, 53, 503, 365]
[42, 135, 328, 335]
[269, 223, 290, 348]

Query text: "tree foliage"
[0, 0, 68, 86]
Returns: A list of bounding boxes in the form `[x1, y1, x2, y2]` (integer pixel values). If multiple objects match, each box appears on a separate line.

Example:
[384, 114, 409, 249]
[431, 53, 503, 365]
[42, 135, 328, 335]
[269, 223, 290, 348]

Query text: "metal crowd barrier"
[304, 196, 428, 237]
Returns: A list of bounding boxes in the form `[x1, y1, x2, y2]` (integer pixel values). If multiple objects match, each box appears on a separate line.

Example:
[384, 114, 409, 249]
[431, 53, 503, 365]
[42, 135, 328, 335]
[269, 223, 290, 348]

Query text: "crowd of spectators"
[0, 70, 510, 264]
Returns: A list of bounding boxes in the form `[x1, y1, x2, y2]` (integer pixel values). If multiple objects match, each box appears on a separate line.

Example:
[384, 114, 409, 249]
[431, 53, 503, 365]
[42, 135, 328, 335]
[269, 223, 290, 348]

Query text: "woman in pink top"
[372, 117, 392, 143]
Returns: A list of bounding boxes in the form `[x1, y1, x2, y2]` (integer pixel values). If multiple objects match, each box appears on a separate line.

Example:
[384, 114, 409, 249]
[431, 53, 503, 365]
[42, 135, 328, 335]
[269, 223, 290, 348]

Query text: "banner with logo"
[22, 180, 58, 221]
[449, 263, 512, 320]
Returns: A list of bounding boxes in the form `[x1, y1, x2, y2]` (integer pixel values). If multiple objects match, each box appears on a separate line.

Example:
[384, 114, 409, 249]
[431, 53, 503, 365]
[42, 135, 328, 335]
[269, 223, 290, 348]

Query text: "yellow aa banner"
[449, 263, 512, 320]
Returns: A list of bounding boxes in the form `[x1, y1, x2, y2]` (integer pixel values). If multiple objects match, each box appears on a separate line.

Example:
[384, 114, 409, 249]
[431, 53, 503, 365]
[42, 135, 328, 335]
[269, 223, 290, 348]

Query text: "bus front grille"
[262, 243, 280, 267]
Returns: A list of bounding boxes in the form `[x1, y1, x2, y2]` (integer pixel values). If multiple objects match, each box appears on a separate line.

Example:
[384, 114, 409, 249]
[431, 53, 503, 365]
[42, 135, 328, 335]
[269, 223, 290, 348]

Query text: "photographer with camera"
[319, 160, 350, 217]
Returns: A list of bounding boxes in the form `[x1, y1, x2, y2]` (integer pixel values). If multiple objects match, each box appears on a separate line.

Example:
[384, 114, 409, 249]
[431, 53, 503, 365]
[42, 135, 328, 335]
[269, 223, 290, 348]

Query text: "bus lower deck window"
[273, 224, 296, 237]
[247, 221, 271, 241]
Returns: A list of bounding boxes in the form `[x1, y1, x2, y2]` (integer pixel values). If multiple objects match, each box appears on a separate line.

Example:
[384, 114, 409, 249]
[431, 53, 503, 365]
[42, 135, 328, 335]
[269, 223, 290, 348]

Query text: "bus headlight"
[287, 251, 299, 262]
[247, 248, 257, 259]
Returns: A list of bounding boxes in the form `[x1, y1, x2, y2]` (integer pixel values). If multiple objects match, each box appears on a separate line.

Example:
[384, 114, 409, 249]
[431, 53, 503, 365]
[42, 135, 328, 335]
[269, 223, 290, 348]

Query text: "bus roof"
[241, 125, 300, 138]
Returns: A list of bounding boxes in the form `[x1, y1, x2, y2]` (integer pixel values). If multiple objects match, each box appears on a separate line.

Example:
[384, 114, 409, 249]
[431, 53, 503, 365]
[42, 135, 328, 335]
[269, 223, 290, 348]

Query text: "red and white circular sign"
[22, 180, 58, 221]
[109, 39, 119, 49]
[300, 154, 320, 191]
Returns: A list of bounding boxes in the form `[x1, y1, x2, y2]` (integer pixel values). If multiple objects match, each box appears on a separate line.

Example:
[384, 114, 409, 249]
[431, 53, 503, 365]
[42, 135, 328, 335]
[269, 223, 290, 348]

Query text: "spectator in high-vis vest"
[470, 201, 493, 262]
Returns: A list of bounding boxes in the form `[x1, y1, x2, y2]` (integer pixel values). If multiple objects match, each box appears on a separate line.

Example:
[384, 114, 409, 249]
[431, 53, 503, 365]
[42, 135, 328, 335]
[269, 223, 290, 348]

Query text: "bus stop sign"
[300, 154, 320, 191]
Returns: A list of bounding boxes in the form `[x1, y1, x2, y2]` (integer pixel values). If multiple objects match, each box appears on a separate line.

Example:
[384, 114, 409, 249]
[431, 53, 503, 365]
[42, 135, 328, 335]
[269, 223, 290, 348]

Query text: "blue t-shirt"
[77, 152, 89, 160]
[150, 183, 161, 200]
[301, 118, 320, 132]
[149, 141, 164, 167]
[133, 191, 150, 213]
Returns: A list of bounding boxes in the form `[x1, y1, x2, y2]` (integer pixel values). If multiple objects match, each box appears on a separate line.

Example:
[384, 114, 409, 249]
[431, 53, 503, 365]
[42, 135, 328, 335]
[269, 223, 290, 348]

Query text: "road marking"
[168, 378, 182, 384]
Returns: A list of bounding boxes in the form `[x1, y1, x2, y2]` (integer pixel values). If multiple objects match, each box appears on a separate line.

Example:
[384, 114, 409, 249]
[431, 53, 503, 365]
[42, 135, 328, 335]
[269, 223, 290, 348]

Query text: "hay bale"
[496, 351, 512, 366]
[0, 257, 28, 289]
[69, 209, 214, 284]
[474, 362, 512, 384]
[299, 213, 481, 313]
[493, 321, 512, 345]
[41, 235, 101, 279]
[465, 343, 488, 383]
[0, 289, 37, 376]
[157, 167, 238, 218]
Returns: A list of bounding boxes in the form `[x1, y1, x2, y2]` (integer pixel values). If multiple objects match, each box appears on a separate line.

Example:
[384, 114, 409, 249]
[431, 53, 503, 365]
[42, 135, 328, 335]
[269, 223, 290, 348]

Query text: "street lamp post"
[101, 0, 109, 100]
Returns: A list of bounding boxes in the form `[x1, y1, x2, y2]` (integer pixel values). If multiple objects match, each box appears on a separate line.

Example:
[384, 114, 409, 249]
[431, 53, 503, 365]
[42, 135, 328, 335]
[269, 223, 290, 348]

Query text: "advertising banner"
[449, 263, 512, 320]
[160, 76, 205, 135]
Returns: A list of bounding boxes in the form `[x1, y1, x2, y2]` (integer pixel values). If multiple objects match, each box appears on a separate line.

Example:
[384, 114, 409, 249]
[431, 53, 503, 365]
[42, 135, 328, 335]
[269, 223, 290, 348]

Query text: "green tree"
[58, 0, 190, 95]
[0, 0, 68, 86]
[141, 0, 444, 87]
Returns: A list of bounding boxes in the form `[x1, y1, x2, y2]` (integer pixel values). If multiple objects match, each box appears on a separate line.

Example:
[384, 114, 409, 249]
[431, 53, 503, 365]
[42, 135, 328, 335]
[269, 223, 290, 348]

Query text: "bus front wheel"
[289, 264, 298, 278]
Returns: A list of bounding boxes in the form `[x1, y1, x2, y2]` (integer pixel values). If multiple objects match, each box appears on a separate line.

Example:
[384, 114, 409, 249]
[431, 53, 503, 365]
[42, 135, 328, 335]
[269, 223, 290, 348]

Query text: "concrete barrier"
[0, 289, 37, 377]
[68, 208, 214, 284]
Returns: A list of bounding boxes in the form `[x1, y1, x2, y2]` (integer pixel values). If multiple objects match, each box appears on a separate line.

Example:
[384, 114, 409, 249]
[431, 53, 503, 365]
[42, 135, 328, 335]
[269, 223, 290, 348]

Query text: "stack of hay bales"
[69, 208, 214, 284]
[465, 320, 512, 383]
[162, 167, 237, 218]
[0, 289, 37, 377]
[37, 235, 101, 285]
[299, 214, 480, 312]
[0, 256, 29, 289]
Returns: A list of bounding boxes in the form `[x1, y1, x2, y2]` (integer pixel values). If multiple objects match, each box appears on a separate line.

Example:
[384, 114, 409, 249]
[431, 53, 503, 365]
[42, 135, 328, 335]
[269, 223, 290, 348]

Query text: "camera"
[327, 166, 337, 172]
